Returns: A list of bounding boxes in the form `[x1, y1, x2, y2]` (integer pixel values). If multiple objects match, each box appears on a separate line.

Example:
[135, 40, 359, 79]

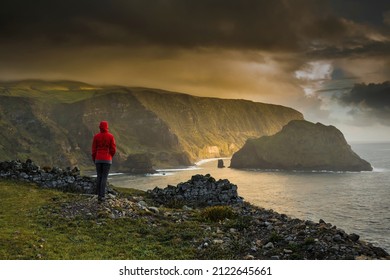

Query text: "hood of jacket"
[99, 121, 109, 133]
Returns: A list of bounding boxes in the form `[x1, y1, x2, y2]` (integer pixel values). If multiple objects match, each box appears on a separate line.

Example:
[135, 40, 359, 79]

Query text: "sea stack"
[217, 159, 225, 168]
[230, 120, 372, 172]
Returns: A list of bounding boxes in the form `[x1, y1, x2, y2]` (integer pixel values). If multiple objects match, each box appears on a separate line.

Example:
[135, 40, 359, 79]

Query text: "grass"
[0, 179, 203, 260]
[200, 205, 235, 222]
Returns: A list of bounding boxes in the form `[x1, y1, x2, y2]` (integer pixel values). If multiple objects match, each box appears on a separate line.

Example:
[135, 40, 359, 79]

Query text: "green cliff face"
[230, 120, 372, 171]
[0, 80, 303, 170]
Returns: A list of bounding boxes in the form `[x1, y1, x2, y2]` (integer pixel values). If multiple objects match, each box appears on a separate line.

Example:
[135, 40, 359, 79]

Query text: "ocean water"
[109, 142, 390, 252]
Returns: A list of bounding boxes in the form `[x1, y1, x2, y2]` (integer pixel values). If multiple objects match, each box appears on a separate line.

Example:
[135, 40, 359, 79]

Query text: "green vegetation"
[224, 215, 253, 231]
[0, 179, 203, 259]
[304, 237, 316, 245]
[200, 205, 235, 222]
[268, 231, 283, 243]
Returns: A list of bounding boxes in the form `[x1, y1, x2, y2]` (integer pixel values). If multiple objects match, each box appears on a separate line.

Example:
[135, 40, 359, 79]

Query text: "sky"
[1, 0, 389, 141]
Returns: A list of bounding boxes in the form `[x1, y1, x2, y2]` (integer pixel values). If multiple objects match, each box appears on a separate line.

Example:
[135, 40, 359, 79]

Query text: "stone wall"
[0, 159, 98, 194]
[147, 174, 243, 207]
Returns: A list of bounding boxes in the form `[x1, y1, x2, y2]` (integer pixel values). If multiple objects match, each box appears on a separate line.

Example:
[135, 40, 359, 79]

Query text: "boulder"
[230, 120, 372, 172]
[120, 153, 156, 174]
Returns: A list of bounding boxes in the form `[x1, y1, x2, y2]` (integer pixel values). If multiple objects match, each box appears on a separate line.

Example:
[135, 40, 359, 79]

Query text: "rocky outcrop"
[147, 174, 243, 207]
[230, 120, 372, 171]
[196, 204, 389, 260]
[119, 153, 156, 174]
[0, 159, 114, 194]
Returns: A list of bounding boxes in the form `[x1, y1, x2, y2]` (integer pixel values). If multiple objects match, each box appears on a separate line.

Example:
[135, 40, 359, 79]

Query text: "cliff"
[0, 80, 303, 170]
[132, 89, 303, 161]
[230, 120, 373, 171]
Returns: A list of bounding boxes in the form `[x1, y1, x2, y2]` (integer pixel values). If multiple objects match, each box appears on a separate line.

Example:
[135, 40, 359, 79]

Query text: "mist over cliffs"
[0, 80, 303, 170]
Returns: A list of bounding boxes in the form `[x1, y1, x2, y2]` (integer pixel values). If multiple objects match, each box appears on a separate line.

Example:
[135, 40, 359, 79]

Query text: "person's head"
[99, 121, 109, 132]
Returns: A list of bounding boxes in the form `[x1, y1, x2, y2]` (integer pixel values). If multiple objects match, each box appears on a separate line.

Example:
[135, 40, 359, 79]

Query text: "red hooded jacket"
[92, 121, 116, 164]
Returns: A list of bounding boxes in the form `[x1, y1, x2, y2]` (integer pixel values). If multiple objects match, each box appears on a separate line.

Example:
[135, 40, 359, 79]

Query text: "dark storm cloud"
[330, 0, 390, 26]
[0, 0, 339, 51]
[337, 81, 390, 126]
[1, 0, 388, 57]
[0, 0, 261, 48]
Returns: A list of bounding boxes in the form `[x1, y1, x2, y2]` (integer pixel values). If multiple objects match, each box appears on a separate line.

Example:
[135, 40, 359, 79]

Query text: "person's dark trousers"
[95, 163, 111, 201]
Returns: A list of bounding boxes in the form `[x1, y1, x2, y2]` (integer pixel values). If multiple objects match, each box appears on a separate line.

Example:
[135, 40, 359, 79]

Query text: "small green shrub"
[268, 231, 283, 243]
[304, 237, 316, 245]
[200, 205, 234, 222]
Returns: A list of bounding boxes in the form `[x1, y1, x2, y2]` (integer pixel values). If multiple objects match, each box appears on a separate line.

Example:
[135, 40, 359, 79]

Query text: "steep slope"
[0, 83, 187, 169]
[0, 80, 303, 170]
[230, 120, 372, 171]
[133, 89, 303, 161]
[0, 95, 56, 165]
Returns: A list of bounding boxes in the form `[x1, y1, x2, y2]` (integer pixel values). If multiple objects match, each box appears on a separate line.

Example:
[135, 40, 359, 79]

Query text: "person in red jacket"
[92, 121, 116, 202]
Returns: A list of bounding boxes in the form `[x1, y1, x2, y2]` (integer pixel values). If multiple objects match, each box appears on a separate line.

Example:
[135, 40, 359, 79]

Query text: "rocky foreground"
[53, 185, 390, 260]
[50, 173, 390, 260]
[1, 160, 388, 260]
[146, 174, 389, 260]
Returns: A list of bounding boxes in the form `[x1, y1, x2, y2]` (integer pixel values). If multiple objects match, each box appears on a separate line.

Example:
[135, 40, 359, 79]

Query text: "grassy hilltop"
[0, 80, 303, 170]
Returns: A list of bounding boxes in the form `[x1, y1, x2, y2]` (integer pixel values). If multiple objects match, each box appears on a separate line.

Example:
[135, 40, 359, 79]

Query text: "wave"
[195, 157, 230, 166]
[109, 172, 125, 176]
[156, 166, 202, 172]
[146, 172, 174, 177]
[90, 172, 124, 178]
[372, 167, 388, 173]
[241, 168, 377, 174]
[147, 165, 203, 177]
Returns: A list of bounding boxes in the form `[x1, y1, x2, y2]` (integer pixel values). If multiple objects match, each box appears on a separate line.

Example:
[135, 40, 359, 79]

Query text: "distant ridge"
[0, 79, 99, 90]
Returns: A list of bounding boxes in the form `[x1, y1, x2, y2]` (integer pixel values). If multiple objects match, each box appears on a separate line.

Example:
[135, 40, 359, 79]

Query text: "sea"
[108, 142, 390, 252]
